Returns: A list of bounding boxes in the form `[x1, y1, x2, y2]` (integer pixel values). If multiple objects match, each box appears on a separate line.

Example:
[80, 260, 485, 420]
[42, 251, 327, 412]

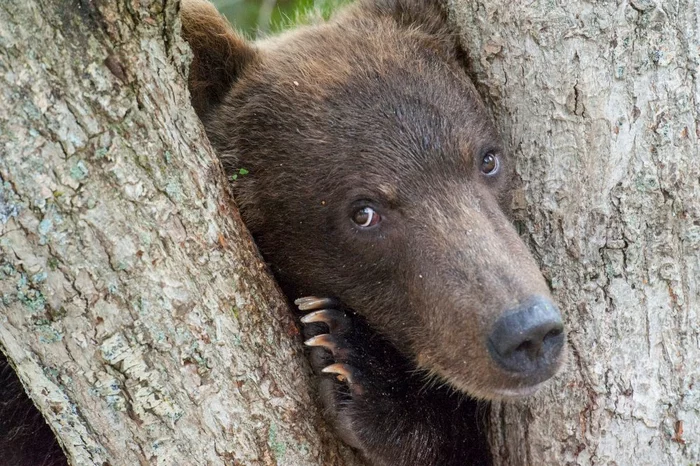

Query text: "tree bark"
[0, 1, 361, 465]
[447, 0, 700, 464]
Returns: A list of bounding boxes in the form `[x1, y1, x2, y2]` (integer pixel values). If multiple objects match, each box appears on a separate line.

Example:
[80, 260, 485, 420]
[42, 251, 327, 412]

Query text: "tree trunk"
[0, 1, 361, 465]
[447, 0, 700, 464]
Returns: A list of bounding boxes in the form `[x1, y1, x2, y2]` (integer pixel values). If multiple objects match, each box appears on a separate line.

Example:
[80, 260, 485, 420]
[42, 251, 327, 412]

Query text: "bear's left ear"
[181, 0, 258, 118]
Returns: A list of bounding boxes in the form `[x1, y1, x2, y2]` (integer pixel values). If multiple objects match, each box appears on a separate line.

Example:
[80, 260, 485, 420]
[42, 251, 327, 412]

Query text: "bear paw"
[295, 296, 492, 466]
[297, 297, 365, 396]
[295, 296, 413, 451]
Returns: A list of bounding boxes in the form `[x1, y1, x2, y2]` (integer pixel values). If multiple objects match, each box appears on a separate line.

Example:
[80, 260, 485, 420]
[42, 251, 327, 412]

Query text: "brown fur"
[180, 1, 565, 463]
[180, 0, 258, 117]
[181, 0, 558, 396]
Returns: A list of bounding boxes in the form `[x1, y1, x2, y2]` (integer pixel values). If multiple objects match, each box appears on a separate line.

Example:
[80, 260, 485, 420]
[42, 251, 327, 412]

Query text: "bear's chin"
[419, 360, 563, 402]
[449, 376, 552, 402]
[489, 383, 547, 399]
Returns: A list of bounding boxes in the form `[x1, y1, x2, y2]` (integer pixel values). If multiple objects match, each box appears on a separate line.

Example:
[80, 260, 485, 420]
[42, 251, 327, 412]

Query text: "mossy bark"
[447, 0, 700, 464]
[0, 1, 360, 465]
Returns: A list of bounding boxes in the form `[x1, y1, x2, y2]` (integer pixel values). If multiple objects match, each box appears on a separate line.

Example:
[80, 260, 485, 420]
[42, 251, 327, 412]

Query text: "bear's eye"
[480, 152, 500, 176]
[352, 206, 381, 228]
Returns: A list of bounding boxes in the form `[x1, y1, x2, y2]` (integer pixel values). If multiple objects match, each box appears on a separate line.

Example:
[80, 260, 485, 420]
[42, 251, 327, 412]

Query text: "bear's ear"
[362, 0, 464, 61]
[180, 0, 257, 118]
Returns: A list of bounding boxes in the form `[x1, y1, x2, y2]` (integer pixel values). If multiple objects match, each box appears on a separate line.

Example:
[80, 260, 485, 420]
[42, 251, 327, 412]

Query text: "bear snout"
[487, 296, 565, 380]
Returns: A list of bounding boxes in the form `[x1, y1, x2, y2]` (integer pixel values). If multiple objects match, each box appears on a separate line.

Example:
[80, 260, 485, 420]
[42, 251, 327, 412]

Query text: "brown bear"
[1, 356, 68, 466]
[181, 0, 566, 465]
[0, 1, 566, 465]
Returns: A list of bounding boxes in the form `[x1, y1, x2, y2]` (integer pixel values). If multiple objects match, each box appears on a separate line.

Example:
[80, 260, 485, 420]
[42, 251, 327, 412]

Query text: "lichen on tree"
[448, 0, 700, 463]
[0, 0, 359, 464]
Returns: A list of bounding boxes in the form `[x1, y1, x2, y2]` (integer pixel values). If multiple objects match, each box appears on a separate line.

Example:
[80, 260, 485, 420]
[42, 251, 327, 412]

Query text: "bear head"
[181, 0, 566, 400]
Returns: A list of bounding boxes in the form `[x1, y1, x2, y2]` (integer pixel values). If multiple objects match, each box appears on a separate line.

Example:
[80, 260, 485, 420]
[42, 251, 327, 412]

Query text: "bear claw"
[304, 333, 339, 352]
[322, 362, 354, 381]
[300, 309, 349, 331]
[297, 297, 367, 395]
[322, 363, 363, 394]
[295, 296, 337, 311]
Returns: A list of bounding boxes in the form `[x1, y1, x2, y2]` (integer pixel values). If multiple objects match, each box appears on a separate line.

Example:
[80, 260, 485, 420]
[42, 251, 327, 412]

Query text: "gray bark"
[447, 0, 700, 464]
[0, 1, 360, 465]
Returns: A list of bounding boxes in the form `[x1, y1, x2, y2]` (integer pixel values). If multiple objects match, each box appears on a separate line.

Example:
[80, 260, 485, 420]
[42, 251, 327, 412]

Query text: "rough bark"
[0, 1, 361, 465]
[447, 0, 700, 464]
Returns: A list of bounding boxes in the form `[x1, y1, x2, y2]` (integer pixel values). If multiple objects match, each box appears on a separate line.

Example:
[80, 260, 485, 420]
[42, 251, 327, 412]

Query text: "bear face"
[185, 0, 564, 399]
[183, 1, 566, 463]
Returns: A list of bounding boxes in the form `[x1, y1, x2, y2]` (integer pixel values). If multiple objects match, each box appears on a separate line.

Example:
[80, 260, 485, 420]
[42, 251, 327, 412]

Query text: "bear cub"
[182, 0, 566, 465]
[0, 1, 566, 465]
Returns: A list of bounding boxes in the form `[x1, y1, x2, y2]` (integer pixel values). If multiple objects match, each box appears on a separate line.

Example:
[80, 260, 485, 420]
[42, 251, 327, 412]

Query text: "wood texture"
[447, 0, 700, 464]
[0, 1, 361, 464]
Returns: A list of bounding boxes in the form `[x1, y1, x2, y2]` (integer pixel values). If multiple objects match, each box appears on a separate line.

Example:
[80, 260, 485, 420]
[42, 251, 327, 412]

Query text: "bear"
[0, 1, 566, 464]
[1, 354, 67, 466]
[181, 0, 566, 465]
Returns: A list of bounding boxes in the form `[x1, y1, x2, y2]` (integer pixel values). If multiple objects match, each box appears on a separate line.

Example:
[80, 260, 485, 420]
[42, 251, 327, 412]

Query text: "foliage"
[212, 0, 351, 37]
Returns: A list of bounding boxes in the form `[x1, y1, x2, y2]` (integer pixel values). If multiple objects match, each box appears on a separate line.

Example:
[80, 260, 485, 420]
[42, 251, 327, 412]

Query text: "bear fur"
[0, 1, 565, 465]
[180, 1, 565, 465]
[0, 355, 66, 466]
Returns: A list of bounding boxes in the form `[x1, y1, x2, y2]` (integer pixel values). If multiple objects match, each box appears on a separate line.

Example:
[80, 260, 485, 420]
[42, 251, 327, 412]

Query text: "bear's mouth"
[416, 343, 566, 402]
[490, 381, 548, 399]
[443, 369, 560, 401]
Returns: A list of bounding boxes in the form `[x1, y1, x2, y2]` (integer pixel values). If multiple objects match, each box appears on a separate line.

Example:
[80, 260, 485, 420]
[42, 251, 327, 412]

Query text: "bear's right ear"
[180, 0, 257, 118]
[360, 0, 465, 64]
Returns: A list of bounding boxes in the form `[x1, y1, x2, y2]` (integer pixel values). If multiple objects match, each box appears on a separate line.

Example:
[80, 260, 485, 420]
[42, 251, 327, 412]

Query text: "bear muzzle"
[487, 296, 565, 389]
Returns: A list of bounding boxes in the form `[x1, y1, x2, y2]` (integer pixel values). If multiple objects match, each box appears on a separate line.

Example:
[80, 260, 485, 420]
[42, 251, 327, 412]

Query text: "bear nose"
[487, 296, 565, 374]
